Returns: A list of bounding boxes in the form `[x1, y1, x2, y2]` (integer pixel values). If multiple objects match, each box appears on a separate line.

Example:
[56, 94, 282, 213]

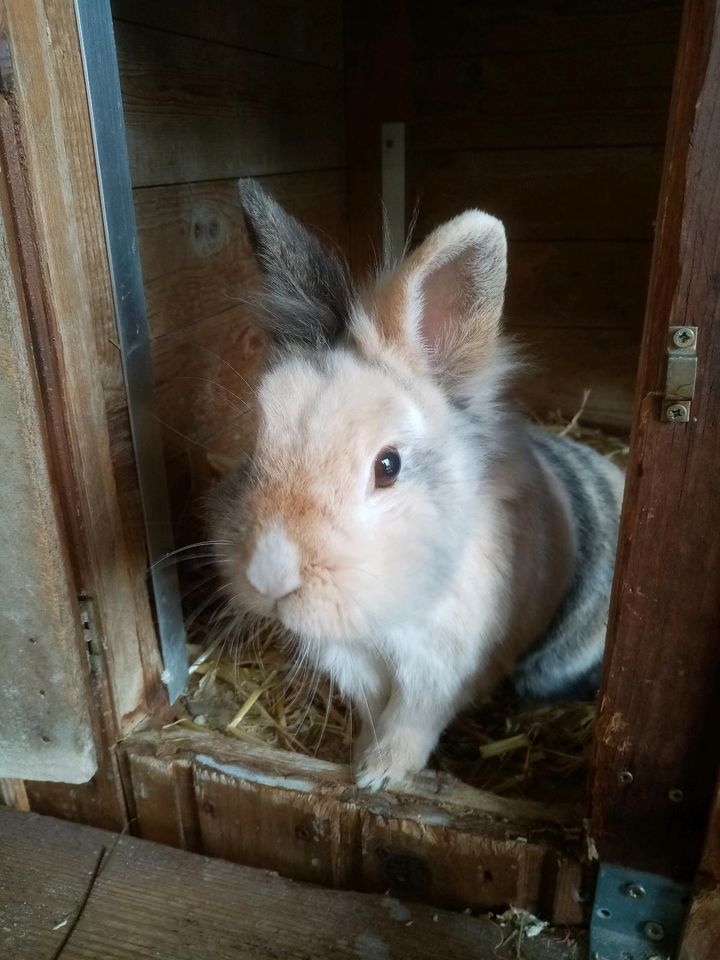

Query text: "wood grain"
[115, 21, 344, 188]
[413, 146, 664, 242]
[0, 151, 95, 782]
[0, 809, 584, 960]
[412, 0, 682, 57]
[414, 43, 676, 151]
[111, 0, 343, 68]
[591, 0, 720, 880]
[121, 730, 587, 924]
[505, 241, 652, 330]
[0, 0, 164, 739]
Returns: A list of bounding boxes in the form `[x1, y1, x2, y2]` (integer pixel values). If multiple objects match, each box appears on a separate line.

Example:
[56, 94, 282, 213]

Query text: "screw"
[623, 883, 646, 899]
[619, 770, 634, 785]
[645, 921, 665, 942]
[669, 788, 684, 803]
[666, 403, 690, 422]
[673, 327, 696, 348]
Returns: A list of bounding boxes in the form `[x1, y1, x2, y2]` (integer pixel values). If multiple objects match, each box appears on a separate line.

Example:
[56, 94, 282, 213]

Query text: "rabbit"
[210, 179, 625, 791]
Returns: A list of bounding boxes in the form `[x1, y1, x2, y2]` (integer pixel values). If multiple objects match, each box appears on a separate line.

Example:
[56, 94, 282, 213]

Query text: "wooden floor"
[0, 810, 586, 959]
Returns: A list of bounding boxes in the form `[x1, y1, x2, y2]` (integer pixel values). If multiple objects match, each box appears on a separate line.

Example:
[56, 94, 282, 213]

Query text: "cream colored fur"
[213, 207, 585, 789]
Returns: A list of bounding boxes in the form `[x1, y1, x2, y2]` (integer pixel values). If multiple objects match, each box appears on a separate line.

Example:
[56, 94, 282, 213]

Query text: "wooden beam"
[0, 809, 585, 960]
[591, 0, 720, 880]
[121, 731, 588, 924]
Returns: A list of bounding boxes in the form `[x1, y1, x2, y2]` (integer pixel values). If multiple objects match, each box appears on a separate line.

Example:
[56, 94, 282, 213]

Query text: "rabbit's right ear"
[238, 179, 352, 347]
[369, 211, 507, 384]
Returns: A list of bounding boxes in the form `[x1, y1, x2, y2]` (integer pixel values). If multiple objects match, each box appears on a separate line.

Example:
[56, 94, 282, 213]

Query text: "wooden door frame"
[0, 0, 168, 825]
[590, 0, 720, 892]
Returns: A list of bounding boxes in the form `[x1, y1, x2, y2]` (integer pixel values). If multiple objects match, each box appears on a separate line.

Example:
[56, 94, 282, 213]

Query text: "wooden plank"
[505, 241, 652, 330]
[414, 43, 676, 150]
[0, 779, 30, 811]
[412, 0, 683, 57]
[0, 129, 95, 782]
[413, 146, 664, 242]
[0, 0, 164, 737]
[511, 327, 641, 432]
[0, 809, 584, 960]
[194, 758, 363, 889]
[111, 0, 343, 68]
[114, 22, 344, 188]
[680, 889, 720, 960]
[591, 0, 720, 880]
[124, 752, 202, 852]
[134, 170, 348, 341]
[121, 731, 587, 924]
[680, 779, 720, 959]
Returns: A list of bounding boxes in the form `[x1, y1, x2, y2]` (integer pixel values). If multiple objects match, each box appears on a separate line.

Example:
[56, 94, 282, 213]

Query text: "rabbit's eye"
[374, 448, 401, 488]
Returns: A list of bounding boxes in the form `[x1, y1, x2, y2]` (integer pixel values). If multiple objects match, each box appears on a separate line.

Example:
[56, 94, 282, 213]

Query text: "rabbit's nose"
[246, 522, 302, 600]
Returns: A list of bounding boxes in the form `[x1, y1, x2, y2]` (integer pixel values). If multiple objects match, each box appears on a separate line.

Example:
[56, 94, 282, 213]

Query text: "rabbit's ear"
[372, 211, 507, 379]
[238, 179, 351, 347]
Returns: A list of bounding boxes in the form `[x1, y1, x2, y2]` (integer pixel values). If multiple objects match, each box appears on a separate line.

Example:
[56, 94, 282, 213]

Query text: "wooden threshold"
[119, 729, 590, 924]
[0, 809, 585, 960]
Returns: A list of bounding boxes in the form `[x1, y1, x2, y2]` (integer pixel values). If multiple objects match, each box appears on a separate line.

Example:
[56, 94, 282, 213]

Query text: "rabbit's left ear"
[238, 179, 352, 347]
[371, 211, 507, 378]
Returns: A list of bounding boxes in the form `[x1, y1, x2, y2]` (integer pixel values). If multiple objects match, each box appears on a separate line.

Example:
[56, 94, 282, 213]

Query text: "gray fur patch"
[513, 429, 624, 701]
[238, 179, 353, 348]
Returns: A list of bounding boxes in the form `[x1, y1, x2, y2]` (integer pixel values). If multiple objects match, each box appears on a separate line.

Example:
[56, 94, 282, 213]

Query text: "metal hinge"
[590, 863, 691, 960]
[78, 596, 103, 667]
[663, 326, 698, 423]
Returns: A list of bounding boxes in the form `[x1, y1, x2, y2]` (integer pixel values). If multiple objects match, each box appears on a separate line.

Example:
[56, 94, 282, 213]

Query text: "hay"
[178, 407, 628, 800]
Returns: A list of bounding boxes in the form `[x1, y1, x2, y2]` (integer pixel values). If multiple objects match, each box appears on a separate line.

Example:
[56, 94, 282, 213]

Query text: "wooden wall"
[410, 0, 683, 430]
[109, 0, 347, 546]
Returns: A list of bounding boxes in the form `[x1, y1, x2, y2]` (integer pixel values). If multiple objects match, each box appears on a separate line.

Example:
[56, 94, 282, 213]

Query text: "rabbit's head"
[211, 180, 513, 651]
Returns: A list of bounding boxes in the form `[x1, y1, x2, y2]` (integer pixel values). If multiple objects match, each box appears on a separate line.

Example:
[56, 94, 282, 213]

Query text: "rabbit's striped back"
[512, 428, 625, 701]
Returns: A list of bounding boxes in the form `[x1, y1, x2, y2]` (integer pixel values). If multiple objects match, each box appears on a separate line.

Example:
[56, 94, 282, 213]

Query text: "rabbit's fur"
[211, 180, 624, 790]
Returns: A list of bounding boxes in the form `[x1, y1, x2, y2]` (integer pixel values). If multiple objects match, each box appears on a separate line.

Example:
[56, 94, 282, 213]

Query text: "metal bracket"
[663, 326, 698, 423]
[381, 121, 406, 264]
[590, 864, 691, 960]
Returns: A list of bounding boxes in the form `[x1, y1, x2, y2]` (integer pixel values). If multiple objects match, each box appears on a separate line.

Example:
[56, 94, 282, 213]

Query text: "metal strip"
[381, 121, 406, 264]
[74, 0, 187, 701]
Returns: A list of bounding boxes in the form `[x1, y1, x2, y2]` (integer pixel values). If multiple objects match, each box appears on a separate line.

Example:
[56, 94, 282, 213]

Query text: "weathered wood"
[680, 888, 720, 960]
[412, 0, 682, 57]
[0, 809, 584, 960]
[679, 772, 720, 958]
[413, 146, 664, 243]
[111, 0, 343, 68]
[0, 119, 95, 783]
[134, 170, 348, 341]
[124, 752, 202, 852]
[0, 0, 166, 824]
[0, 0, 164, 735]
[120, 730, 587, 923]
[115, 22, 344, 188]
[414, 43, 676, 151]
[0, 779, 30, 811]
[591, 0, 720, 879]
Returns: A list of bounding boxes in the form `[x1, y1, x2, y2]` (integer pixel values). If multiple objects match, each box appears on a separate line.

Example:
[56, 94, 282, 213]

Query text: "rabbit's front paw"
[354, 733, 426, 792]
